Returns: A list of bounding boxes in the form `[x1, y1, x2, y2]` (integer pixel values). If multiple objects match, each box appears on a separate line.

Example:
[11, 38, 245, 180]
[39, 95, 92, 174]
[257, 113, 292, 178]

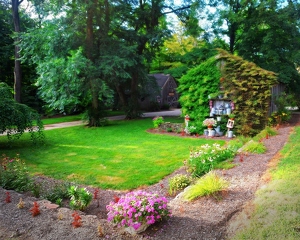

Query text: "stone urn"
[125, 223, 150, 235]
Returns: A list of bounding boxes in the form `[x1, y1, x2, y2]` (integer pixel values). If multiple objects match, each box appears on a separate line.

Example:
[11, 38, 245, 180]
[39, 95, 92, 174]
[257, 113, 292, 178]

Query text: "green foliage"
[166, 128, 172, 132]
[150, 29, 217, 78]
[0, 1, 14, 86]
[183, 172, 229, 201]
[268, 93, 296, 126]
[253, 127, 277, 142]
[269, 111, 290, 126]
[42, 182, 71, 207]
[0, 82, 44, 143]
[187, 143, 235, 177]
[0, 154, 33, 192]
[168, 174, 193, 196]
[184, 125, 198, 135]
[227, 136, 251, 152]
[68, 186, 92, 211]
[152, 116, 164, 128]
[239, 140, 266, 154]
[214, 160, 236, 170]
[237, 1, 300, 96]
[216, 49, 278, 136]
[178, 56, 221, 130]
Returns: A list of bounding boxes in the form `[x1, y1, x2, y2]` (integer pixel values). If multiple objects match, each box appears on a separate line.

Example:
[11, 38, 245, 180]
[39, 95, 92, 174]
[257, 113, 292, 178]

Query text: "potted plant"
[228, 113, 235, 120]
[202, 118, 217, 129]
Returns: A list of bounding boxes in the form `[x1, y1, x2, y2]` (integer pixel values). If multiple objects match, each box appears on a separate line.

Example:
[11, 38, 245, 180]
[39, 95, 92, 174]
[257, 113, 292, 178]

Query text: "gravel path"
[0, 123, 294, 240]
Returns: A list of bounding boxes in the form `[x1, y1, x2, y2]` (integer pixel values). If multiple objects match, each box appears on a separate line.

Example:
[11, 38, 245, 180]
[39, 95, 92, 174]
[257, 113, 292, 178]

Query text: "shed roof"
[149, 74, 171, 88]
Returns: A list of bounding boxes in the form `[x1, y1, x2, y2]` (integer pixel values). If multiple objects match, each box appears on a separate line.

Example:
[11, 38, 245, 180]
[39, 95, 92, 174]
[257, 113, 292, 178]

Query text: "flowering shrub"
[202, 118, 217, 127]
[269, 111, 291, 125]
[0, 154, 33, 192]
[184, 125, 197, 135]
[187, 143, 235, 177]
[107, 190, 171, 230]
[152, 116, 164, 128]
[168, 174, 193, 196]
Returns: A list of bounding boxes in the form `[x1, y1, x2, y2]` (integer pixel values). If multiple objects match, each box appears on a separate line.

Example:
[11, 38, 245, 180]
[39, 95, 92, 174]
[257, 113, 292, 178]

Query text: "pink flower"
[106, 190, 171, 229]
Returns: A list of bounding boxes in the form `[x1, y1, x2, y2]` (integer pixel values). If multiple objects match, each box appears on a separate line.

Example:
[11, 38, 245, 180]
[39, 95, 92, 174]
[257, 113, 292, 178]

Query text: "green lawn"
[0, 117, 224, 190]
[231, 126, 300, 240]
[41, 110, 124, 125]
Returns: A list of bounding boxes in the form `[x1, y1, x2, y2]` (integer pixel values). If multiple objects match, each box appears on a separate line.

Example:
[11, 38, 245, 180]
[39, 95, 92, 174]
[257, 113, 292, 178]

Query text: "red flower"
[113, 195, 120, 203]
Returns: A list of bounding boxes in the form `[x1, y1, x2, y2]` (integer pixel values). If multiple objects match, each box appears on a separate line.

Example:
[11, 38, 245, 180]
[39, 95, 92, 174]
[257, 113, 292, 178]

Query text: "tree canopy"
[0, 82, 44, 143]
[1, 0, 299, 126]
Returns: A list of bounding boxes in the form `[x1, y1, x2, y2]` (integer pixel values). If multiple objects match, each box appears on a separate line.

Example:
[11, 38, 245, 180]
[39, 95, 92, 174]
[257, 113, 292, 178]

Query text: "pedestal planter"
[125, 223, 150, 235]
[228, 130, 233, 138]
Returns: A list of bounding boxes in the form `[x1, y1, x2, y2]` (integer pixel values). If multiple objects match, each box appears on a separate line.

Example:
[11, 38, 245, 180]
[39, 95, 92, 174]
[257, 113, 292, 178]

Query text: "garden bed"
[0, 124, 295, 239]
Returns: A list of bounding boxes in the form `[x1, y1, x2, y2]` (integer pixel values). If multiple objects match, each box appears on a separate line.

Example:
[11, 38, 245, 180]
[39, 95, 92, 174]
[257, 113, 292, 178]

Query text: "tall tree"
[236, 0, 300, 94]
[20, 0, 193, 123]
[200, 0, 300, 96]
[0, 0, 14, 85]
[11, 0, 23, 102]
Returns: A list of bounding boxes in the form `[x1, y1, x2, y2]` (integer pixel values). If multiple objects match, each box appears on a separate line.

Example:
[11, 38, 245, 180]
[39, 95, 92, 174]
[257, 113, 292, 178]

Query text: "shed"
[139, 73, 179, 110]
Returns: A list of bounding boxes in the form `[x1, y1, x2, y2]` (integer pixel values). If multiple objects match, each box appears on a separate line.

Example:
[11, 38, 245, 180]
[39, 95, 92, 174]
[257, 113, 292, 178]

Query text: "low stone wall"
[159, 122, 184, 132]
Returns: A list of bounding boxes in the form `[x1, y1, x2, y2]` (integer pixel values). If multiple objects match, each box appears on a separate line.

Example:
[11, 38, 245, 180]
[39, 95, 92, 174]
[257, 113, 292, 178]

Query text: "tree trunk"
[86, 0, 100, 126]
[12, 0, 23, 103]
[129, 72, 140, 118]
[115, 84, 127, 109]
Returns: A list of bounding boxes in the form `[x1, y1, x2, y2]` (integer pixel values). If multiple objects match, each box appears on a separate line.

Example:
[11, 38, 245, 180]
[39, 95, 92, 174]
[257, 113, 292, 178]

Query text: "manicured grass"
[41, 110, 125, 125]
[41, 114, 83, 125]
[0, 117, 224, 190]
[231, 126, 300, 240]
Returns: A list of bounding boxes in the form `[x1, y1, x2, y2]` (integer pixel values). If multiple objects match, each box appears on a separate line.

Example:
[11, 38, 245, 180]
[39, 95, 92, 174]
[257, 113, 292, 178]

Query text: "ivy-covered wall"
[178, 49, 278, 136]
[177, 56, 220, 130]
[217, 49, 278, 136]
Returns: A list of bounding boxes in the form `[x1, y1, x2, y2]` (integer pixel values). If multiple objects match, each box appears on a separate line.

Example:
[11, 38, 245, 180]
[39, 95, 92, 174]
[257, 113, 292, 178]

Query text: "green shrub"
[183, 172, 229, 201]
[0, 82, 44, 143]
[168, 174, 193, 196]
[167, 127, 172, 132]
[30, 182, 42, 198]
[227, 136, 251, 152]
[152, 116, 164, 128]
[268, 93, 296, 126]
[68, 186, 92, 211]
[42, 182, 71, 206]
[253, 127, 277, 141]
[0, 154, 33, 192]
[187, 143, 235, 177]
[177, 56, 220, 130]
[240, 140, 266, 154]
[184, 125, 198, 135]
[214, 160, 236, 170]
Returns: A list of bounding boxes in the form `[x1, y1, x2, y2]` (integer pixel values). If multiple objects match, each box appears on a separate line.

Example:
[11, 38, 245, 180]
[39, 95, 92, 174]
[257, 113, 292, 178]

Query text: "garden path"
[1, 112, 299, 240]
[43, 109, 182, 130]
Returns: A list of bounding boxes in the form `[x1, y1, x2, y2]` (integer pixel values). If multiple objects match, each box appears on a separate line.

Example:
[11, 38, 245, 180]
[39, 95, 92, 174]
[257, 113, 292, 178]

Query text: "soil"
[0, 121, 298, 240]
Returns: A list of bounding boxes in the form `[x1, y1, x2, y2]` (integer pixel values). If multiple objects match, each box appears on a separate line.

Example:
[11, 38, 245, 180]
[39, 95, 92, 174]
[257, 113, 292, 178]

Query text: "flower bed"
[106, 190, 171, 233]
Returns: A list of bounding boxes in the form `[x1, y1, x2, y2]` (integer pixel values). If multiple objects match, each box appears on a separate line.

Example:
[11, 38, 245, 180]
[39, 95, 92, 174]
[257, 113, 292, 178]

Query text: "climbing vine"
[178, 49, 278, 136]
[177, 56, 220, 130]
[216, 49, 278, 136]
